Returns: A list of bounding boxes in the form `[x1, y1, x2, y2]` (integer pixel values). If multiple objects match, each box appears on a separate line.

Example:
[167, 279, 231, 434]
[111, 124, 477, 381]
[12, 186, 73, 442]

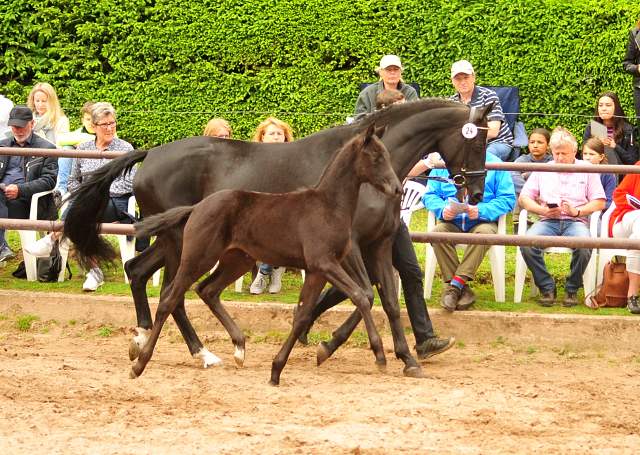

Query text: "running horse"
[131, 123, 402, 384]
[63, 99, 493, 379]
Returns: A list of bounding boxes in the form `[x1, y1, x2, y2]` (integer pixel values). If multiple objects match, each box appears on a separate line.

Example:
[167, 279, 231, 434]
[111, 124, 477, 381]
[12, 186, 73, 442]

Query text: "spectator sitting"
[0, 93, 14, 136]
[422, 151, 516, 311]
[354, 55, 419, 121]
[582, 138, 616, 212]
[27, 82, 70, 145]
[519, 127, 606, 308]
[25, 102, 146, 291]
[608, 159, 640, 313]
[510, 128, 552, 231]
[0, 105, 58, 263]
[248, 116, 294, 295]
[56, 101, 97, 197]
[450, 60, 514, 161]
[582, 91, 638, 167]
[203, 118, 232, 138]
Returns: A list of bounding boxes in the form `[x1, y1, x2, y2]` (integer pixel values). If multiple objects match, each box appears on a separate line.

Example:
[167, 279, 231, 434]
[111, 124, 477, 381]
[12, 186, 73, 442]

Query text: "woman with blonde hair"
[249, 116, 293, 295]
[27, 82, 69, 145]
[203, 118, 232, 138]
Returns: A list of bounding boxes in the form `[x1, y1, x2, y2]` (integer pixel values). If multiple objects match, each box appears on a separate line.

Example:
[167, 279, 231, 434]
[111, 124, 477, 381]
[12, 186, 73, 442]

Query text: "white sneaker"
[269, 267, 286, 294]
[250, 272, 269, 295]
[24, 234, 54, 258]
[83, 268, 105, 291]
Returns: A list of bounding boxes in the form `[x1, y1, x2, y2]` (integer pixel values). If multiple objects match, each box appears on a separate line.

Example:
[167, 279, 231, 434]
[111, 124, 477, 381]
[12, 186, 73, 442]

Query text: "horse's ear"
[364, 122, 376, 142]
[374, 122, 388, 140]
[477, 102, 496, 120]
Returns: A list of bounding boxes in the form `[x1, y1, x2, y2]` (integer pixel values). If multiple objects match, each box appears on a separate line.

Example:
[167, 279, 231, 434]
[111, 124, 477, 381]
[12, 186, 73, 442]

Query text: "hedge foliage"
[1, 0, 639, 148]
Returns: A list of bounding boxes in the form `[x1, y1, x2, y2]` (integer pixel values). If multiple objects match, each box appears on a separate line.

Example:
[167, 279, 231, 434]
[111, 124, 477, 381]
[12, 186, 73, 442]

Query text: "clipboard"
[590, 120, 608, 141]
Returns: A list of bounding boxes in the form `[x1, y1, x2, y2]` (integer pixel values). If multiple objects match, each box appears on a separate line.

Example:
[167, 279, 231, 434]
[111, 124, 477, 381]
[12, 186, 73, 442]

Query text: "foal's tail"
[134, 206, 195, 239]
[63, 149, 149, 263]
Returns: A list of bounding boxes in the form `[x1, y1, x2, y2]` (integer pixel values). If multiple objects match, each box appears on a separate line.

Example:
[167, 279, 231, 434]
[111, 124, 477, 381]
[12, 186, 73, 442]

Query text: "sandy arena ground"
[1, 290, 640, 454]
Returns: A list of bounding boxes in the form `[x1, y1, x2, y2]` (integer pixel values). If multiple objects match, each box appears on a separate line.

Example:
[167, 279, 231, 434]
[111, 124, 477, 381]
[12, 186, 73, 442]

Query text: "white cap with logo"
[377, 54, 404, 71]
[451, 60, 475, 77]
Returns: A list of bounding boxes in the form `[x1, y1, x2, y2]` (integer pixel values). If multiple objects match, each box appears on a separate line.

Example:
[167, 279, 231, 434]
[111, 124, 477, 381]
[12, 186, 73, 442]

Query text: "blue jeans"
[486, 142, 512, 161]
[57, 146, 75, 193]
[259, 262, 274, 275]
[520, 219, 592, 294]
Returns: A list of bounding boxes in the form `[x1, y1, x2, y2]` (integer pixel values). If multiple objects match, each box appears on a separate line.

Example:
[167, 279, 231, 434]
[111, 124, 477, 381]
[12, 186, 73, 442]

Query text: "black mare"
[63, 98, 493, 378]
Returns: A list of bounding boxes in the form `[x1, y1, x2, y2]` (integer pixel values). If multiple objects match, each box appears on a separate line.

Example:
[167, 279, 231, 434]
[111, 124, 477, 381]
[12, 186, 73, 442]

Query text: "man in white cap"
[450, 60, 513, 161]
[354, 54, 419, 120]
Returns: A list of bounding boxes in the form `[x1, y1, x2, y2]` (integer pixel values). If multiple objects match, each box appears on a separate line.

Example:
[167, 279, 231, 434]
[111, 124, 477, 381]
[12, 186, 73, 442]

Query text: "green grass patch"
[253, 330, 289, 344]
[349, 331, 369, 347]
[15, 315, 39, 331]
[68, 319, 76, 326]
[97, 325, 116, 338]
[306, 331, 332, 346]
[457, 340, 466, 348]
[0, 314, 8, 320]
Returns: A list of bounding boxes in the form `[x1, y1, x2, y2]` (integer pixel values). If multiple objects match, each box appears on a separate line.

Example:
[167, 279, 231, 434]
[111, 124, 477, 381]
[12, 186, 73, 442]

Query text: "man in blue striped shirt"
[450, 60, 513, 161]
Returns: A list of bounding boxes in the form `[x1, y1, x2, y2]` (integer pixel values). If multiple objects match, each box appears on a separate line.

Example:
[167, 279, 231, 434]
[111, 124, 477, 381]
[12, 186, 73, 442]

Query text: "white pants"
[612, 210, 640, 274]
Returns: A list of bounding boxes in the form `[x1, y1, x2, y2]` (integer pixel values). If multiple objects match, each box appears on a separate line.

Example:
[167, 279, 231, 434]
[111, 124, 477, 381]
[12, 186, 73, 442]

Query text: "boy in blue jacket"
[422, 151, 516, 311]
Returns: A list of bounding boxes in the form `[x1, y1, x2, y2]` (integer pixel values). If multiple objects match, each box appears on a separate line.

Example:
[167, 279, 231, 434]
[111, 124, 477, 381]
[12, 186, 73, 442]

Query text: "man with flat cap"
[0, 104, 57, 262]
[450, 60, 513, 161]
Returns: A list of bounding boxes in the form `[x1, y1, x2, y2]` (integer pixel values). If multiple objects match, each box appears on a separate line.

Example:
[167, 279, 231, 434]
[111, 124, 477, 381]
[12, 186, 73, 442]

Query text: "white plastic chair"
[514, 209, 600, 303]
[596, 203, 626, 288]
[2, 189, 56, 281]
[423, 212, 507, 302]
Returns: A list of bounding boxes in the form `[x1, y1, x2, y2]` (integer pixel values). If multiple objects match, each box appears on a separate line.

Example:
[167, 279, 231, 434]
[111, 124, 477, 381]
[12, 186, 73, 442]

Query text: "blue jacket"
[422, 152, 516, 231]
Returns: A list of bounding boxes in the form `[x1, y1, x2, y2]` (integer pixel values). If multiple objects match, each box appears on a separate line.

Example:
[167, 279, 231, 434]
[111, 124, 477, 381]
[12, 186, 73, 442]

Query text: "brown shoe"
[456, 285, 478, 310]
[538, 289, 557, 307]
[441, 284, 461, 312]
[562, 291, 579, 308]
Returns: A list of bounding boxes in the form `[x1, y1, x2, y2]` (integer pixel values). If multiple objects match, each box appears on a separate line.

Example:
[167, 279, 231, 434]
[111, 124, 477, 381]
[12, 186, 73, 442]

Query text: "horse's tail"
[63, 149, 149, 263]
[134, 206, 195, 238]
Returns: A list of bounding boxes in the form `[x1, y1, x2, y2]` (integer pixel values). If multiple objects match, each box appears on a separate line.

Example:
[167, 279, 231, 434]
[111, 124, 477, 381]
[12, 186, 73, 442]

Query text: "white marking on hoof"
[193, 347, 224, 369]
[129, 368, 139, 379]
[234, 346, 245, 368]
[134, 328, 151, 349]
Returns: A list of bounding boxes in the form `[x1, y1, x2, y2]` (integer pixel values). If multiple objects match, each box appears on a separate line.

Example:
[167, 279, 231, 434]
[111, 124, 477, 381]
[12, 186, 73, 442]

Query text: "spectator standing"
[0, 105, 57, 262]
[519, 127, 606, 308]
[0, 94, 14, 136]
[422, 151, 516, 311]
[27, 82, 70, 145]
[450, 60, 513, 161]
[608, 160, 640, 313]
[203, 118, 232, 138]
[354, 55, 418, 121]
[623, 17, 640, 124]
[249, 117, 293, 295]
[582, 91, 638, 166]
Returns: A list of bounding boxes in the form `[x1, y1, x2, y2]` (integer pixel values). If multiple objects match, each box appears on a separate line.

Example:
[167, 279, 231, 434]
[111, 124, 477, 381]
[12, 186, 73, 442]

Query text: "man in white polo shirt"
[519, 127, 606, 307]
[450, 60, 513, 161]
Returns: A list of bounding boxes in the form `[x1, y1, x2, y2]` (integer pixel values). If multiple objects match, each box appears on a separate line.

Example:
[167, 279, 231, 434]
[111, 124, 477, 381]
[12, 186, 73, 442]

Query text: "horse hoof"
[376, 362, 388, 374]
[233, 346, 245, 368]
[317, 341, 331, 366]
[268, 380, 280, 387]
[129, 340, 141, 361]
[129, 368, 139, 380]
[403, 366, 428, 379]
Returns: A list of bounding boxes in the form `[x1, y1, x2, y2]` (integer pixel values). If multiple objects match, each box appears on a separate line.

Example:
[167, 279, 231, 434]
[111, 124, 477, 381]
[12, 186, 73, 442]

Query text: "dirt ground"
[1, 291, 640, 454]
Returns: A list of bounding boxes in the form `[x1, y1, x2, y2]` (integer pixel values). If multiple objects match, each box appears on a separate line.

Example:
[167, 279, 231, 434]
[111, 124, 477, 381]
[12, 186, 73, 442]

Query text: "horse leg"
[195, 250, 255, 367]
[270, 273, 327, 386]
[317, 259, 388, 373]
[363, 238, 425, 378]
[126, 239, 222, 369]
[130, 242, 223, 378]
[315, 249, 371, 366]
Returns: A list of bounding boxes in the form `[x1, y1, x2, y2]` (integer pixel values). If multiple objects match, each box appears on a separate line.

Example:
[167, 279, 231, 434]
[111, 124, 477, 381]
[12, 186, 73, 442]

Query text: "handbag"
[36, 239, 72, 283]
[586, 257, 629, 309]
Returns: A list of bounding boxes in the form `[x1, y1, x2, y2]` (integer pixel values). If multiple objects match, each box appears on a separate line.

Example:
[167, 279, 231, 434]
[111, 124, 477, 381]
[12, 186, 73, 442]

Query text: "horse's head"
[438, 103, 495, 204]
[356, 122, 403, 200]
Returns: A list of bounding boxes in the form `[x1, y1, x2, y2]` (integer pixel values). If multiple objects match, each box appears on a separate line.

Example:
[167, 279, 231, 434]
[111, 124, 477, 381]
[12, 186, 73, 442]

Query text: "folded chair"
[484, 86, 529, 162]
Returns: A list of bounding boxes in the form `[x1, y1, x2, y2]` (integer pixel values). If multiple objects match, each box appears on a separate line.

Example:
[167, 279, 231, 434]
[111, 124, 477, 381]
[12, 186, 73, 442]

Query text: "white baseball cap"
[451, 60, 475, 77]
[377, 54, 403, 71]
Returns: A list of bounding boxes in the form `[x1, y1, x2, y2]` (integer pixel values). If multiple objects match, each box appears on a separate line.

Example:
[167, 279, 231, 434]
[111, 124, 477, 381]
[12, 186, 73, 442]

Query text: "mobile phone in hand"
[547, 203, 558, 208]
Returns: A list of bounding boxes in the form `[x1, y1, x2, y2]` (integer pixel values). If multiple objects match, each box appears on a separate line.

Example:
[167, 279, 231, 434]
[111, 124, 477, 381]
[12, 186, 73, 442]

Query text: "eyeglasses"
[95, 121, 117, 130]
[214, 134, 230, 139]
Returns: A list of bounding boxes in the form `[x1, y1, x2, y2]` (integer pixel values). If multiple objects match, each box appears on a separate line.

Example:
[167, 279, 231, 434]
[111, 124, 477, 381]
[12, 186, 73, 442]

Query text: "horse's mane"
[331, 97, 465, 130]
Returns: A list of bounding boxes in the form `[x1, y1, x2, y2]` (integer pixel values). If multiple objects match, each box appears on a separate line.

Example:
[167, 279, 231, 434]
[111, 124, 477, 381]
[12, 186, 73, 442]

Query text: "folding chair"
[484, 86, 528, 161]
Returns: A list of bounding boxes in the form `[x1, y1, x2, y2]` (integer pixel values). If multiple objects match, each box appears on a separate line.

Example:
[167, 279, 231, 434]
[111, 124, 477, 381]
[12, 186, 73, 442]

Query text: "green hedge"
[1, 0, 639, 148]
